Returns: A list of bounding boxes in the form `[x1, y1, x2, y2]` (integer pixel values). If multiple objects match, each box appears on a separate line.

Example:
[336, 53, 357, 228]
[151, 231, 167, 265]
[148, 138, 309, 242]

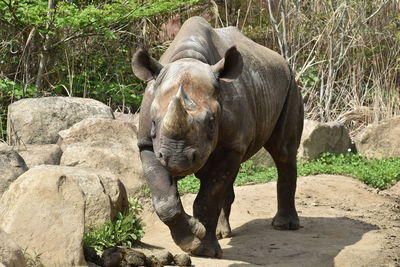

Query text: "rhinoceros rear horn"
[212, 46, 243, 82]
[162, 88, 193, 136]
[132, 48, 163, 82]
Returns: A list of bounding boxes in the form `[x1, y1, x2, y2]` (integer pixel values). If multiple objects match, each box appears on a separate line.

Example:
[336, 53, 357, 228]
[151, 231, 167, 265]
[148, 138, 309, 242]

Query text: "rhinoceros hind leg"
[216, 184, 234, 239]
[265, 79, 303, 231]
[192, 235, 223, 258]
[271, 200, 300, 230]
[268, 155, 300, 231]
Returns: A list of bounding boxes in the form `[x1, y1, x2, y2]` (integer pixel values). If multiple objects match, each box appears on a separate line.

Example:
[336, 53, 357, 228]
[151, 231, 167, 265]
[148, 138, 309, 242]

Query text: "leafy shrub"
[84, 197, 145, 253]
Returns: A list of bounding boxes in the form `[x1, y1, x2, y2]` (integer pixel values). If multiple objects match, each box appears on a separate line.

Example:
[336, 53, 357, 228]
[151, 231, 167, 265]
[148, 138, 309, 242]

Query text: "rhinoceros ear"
[132, 48, 163, 82]
[212, 46, 243, 82]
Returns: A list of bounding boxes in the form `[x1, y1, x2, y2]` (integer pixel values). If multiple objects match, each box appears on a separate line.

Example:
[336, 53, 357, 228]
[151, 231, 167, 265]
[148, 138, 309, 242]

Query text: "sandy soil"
[140, 175, 400, 266]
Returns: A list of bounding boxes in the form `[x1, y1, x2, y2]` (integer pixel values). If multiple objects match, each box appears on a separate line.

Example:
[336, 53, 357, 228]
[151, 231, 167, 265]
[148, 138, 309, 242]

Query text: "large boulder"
[250, 120, 353, 166]
[356, 116, 400, 158]
[298, 120, 352, 160]
[7, 97, 114, 145]
[114, 112, 139, 130]
[0, 229, 26, 267]
[59, 118, 144, 195]
[0, 143, 28, 196]
[0, 165, 128, 266]
[16, 144, 62, 168]
[250, 149, 275, 167]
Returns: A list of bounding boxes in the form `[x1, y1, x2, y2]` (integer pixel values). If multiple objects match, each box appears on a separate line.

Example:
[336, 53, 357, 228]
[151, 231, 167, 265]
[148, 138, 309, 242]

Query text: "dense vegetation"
[178, 153, 400, 193]
[1, 0, 399, 141]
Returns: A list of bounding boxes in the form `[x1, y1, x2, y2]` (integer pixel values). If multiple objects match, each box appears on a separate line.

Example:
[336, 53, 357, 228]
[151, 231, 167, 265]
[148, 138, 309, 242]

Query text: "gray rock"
[114, 112, 139, 130]
[7, 97, 114, 145]
[101, 247, 124, 267]
[173, 254, 191, 266]
[250, 120, 353, 167]
[0, 165, 86, 266]
[146, 255, 163, 267]
[0, 165, 128, 266]
[16, 144, 62, 168]
[59, 118, 144, 195]
[298, 120, 352, 160]
[150, 250, 173, 265]
[124, 249, 147, 266]
[0, 229, 27, 267]
[0, 143, 28, 196]
[355, 116, 400, 158]
[250, 149, 275, 167]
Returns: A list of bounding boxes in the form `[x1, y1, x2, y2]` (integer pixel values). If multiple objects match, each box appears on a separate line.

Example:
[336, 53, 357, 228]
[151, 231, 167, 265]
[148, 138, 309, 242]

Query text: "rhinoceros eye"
[151, 120, 156, 138]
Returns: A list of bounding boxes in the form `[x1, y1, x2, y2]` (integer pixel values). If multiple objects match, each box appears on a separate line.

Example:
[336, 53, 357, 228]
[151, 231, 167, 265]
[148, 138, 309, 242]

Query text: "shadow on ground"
[225, 216, 378, 266]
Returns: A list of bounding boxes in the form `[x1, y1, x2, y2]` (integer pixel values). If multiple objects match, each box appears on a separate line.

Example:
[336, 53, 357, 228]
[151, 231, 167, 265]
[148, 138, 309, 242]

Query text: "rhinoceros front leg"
[140, 150, 206, 252]
[192, 151, 241, 258]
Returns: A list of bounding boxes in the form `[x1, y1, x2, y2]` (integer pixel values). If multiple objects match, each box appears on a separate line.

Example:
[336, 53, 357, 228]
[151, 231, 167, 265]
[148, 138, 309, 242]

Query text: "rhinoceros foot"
[272, 211, 300, 230]
[216, 222, 232, 239]
[191, 236, 223, 258]
[170, 216, 206, 252]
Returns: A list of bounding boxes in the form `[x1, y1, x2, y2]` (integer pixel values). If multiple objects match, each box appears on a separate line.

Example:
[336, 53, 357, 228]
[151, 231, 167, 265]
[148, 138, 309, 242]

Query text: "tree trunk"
[35, 0, 56, 90]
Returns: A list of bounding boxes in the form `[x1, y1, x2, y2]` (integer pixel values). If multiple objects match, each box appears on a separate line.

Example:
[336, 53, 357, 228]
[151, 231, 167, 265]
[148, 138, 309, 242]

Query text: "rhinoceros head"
[132, 46, 243, 176]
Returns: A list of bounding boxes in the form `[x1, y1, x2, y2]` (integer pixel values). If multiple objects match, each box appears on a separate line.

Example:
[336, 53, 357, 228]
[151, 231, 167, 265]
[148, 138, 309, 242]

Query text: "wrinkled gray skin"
[132, 17, 303, 258]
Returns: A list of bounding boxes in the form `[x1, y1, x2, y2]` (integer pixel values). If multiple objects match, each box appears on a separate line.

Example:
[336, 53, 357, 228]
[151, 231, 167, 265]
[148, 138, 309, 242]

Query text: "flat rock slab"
[7, 97, 114, 145]
[141, 175, 400, 266]
[16, 144, 62, 168]
[59, 118, 144, 195]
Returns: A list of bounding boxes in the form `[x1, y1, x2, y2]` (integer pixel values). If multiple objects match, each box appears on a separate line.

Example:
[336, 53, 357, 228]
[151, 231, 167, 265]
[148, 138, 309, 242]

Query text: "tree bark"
[35, 0, 56, 90]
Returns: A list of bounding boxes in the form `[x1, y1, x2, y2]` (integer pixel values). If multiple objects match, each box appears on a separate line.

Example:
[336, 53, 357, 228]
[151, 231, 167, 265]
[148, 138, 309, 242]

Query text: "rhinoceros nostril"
[158, 151, 169, 167]
[189, 150, 198, 164]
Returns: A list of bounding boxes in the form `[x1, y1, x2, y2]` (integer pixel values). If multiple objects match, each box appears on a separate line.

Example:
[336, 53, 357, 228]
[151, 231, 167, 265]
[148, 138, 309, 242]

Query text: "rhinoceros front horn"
[162, 86, 194, 136]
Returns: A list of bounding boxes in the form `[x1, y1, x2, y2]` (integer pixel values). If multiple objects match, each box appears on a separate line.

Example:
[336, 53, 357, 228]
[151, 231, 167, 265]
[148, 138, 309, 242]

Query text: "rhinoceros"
[132, 16, 303, 258]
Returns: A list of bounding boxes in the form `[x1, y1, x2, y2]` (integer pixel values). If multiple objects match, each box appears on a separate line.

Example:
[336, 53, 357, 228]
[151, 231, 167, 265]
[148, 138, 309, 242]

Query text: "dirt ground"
[140, 175, 400, 267]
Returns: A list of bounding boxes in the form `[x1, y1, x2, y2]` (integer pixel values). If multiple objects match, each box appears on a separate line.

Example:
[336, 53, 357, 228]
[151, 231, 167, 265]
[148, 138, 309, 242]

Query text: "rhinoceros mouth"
[164, 161, 204, 177]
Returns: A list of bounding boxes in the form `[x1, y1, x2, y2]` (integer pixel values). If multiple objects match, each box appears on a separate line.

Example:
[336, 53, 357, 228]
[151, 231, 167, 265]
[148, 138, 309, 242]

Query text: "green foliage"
[235, 160, 277, 185]
[0, 0, 199, 35]
[0, 77, 37, 140]
[84, 197, 145, 253]
[178, 174, 200, 194]
[177, 153, 400, 194]
[298, 153, 400, 189]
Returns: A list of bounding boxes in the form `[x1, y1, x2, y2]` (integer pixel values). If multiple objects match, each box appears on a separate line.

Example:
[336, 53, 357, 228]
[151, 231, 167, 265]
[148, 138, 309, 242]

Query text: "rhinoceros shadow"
[224, 216, 378, 266]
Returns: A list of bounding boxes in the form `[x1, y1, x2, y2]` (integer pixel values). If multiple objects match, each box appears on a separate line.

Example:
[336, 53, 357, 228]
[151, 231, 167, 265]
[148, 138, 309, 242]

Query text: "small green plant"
[23, 249, 44, 267]
[84, 197, 145, 253]
[177, 153, 400, 194]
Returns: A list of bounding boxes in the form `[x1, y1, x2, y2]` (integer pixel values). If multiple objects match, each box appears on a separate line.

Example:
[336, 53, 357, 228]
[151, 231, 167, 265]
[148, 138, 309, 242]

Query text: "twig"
[224, 0, 229, 26]
[241, 0, 252, 31]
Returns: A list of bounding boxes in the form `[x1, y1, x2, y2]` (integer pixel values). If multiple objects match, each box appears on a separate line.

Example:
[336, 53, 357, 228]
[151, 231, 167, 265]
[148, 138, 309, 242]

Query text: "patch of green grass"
[84, 197, 145, 253]
[177, 153, 400, 194]
[298, 153, 400, 189]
